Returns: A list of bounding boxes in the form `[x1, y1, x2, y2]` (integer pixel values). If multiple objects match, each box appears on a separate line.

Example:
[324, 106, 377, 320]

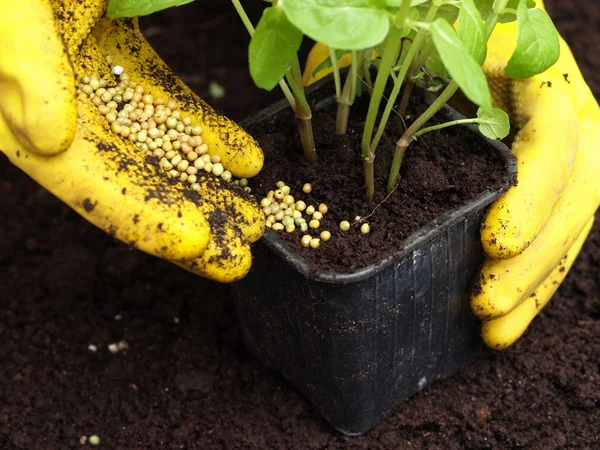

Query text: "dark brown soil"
[247, 88, 509, 272]
[0, 1, 598, 449]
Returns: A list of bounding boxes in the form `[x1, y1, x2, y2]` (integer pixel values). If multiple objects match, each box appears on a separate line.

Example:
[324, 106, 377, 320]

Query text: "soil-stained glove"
[0, 0, 265, 282]
[468, 1, 599, 349]
[302, 0, 599, 349]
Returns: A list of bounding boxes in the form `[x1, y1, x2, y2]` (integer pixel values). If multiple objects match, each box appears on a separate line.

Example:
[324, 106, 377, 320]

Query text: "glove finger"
[471, 118, 599, 319]
[0, 0, 77, 156]
[90, 16, 263, 180]
[173, 215, 253, 283]
[481, 216, 594, 350]
[480, 17, 599, 261]
[0, 102, 212, 262]
[481, 72, 578, 260]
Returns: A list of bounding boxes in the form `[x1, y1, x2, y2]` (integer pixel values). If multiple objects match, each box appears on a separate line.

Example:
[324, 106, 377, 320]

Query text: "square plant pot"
[233, 76, 517, 435]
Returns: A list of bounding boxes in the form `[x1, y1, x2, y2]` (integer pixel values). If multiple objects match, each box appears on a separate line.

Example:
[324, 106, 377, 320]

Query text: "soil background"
[1, 0, 598, 449]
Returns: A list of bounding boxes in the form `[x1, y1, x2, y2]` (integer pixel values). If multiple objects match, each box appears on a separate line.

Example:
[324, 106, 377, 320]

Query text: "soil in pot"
[247, 88, 512, 272]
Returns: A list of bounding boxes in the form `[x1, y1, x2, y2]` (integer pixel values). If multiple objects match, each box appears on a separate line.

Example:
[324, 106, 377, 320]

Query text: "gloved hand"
[0, 0, 265, 282]
[303, 0, 599, 349]
[466, 0, 598, 349]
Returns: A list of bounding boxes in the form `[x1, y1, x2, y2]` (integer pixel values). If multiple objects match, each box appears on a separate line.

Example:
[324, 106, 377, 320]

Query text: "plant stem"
[387, 80, 459, 193]
[336, 101, 350, 136]
[335, 50, 358, 135]
[285, 58, 317, 162]
[350, 50, 358, 99]
[363, 157, 375, 203]
[385, 1, 507, 193]
[279, 80, 297, 112]
[397, 44, 432, 117]
[230, 0, 254, 34]
[361, 49, 374, 93]
[328, 47, 342, 99]
[413, 118, 478, 138]
[232, 0, 312, 159]
[485, 0, 509, 37]
[397, 79, 415, 120]
[230, 0, 296, 110]
[298, 118, 316, 162]
[361, 26, 404, 202]
[370, 3, 440, 153]
[361, 28, 404, 156]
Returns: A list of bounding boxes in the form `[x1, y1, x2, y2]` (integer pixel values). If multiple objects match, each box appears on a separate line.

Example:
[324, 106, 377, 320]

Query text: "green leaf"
[425, 47, 449, 78]
[282, 0, 390, 50]
[249, 6, 303, 91]
[476, 107, 510, 139]
[391, 5, 420, 32]
[458, 0, 486, 64]
[473, 0, 535, 23]
[505, 0, 559, 79]
[311, 49, 351, 77]
[107, 0, 194, 18]
[430, 18, 492, 109]
[416, 2, 459, 25]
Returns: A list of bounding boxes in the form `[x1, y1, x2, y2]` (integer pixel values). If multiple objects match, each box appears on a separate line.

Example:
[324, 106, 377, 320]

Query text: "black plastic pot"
[233, 77, 517, 435]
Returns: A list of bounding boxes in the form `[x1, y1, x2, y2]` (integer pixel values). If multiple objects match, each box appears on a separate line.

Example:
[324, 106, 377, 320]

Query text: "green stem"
[290, 55, 304, 90]
[329, 47, 342, 99]
[350, 49, 358, 100]
[361, 49, 374, 94]
[387, 80, 459, 193]
[361, 26, 404, 202]
[397, 80, 415, 120]
[485, 12, 500, 39]
[298, 118, 316, 163]
[230, 0, 296, 110]
[398, 45, 432, 118]
[361, 27, 405, 157]
[371, 3, 440, 153]
[335, 50, 359, 135]
[486, 0, 510, 38]
[336, 104, 350, 135]
[492, 0, 511, 16]
[230, 0, 254, 34]
[279, 80, 297, 112]
[285, 64, 317, 162]
[385, 1, 506, 192]
[413, 118, 479, 138]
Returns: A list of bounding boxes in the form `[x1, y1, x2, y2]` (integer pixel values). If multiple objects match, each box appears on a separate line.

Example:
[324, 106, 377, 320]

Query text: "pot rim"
[240, 75, 517, 285]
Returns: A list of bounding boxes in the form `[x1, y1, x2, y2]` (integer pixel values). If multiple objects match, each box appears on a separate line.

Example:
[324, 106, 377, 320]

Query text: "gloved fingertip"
[175, 218, 253, 283]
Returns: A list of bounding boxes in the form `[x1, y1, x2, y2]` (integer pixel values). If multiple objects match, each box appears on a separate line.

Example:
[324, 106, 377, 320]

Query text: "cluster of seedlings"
[77, 65, 250, 193]
[260, 181, 370, 249]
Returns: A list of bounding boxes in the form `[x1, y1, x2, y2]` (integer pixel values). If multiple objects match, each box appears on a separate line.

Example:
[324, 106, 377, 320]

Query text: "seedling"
[107, 0, 560, 207]
[279, 0, 560, 201]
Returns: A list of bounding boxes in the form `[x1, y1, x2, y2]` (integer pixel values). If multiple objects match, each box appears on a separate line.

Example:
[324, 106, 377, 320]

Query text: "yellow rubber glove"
[0, 0, 265, 283]
[303, 0, 599, 349]
[467, 2, 598, 349]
